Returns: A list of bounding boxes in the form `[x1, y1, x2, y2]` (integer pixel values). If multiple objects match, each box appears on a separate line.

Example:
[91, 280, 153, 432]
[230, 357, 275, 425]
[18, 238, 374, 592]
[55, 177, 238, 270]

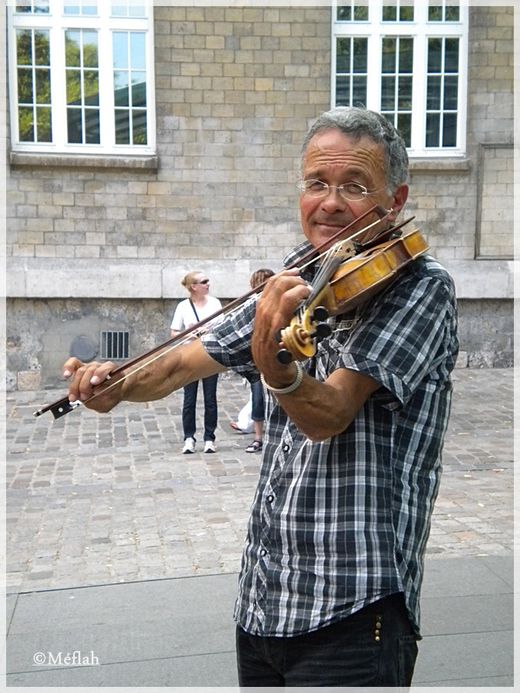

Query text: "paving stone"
[6, 369, 513, 592]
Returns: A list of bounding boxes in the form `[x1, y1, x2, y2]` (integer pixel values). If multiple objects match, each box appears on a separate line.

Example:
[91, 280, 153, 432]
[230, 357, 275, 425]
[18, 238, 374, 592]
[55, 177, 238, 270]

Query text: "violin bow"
[33, 204, 399, 420]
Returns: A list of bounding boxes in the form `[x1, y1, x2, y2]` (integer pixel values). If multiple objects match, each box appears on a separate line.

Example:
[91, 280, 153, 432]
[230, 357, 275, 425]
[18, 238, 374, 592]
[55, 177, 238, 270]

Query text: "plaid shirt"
[202, 242, 458, 637]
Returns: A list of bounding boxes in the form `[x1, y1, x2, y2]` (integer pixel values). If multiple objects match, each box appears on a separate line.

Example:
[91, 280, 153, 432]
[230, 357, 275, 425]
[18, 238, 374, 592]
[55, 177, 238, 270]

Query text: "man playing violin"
[63, 107, 458, 687]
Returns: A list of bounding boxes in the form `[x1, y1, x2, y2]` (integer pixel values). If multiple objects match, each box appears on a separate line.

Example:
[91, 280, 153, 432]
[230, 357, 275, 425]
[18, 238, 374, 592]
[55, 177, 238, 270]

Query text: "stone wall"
[6, 5, 514, 389]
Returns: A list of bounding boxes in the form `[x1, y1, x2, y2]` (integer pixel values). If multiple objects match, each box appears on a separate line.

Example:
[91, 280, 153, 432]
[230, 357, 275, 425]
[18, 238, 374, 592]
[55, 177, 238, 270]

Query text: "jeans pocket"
[397, 634, 419, 686]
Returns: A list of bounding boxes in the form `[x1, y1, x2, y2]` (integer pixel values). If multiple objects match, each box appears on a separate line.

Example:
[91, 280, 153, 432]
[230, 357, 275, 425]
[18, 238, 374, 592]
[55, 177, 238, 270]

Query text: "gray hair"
[301, 107, 409, 191]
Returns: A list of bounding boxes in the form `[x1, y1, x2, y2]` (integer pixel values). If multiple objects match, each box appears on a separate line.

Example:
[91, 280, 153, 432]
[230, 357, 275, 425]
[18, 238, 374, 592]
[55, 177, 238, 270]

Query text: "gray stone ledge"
[6, 257, 514, 300]
[9, 151, 159, 171]
[409, 158, 471, 173]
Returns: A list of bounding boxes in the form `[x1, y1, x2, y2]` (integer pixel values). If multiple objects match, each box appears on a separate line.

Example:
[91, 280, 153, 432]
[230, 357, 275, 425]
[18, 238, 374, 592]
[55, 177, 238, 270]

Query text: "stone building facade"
[6, 4, 514, 390]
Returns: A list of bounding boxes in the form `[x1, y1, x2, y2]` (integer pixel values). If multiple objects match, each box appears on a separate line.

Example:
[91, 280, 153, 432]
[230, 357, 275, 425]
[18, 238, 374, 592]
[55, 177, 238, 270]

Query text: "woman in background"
[170, 271, 222, 453]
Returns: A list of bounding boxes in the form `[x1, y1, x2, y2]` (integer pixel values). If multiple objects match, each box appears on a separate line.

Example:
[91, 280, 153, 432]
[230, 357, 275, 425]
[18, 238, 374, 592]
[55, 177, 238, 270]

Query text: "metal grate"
[100, 330, 129, 360]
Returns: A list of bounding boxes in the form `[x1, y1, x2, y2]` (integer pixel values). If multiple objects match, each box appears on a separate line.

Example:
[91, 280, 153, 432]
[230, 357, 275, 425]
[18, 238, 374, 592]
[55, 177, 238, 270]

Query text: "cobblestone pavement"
[6, 369, 513, 593]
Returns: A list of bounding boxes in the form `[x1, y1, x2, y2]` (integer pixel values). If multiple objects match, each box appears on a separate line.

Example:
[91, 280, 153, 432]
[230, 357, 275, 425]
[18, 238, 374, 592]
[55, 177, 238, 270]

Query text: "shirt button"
[260, 548, 267, 557]
[267, 494, 274, 502]
[282, 444, 290, 453]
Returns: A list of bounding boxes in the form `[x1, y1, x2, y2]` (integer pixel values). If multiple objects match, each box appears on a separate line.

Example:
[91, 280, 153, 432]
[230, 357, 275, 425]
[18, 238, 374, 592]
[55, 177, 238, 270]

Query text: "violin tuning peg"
[313, 323, 332, 340]
[312, 306, 329, 322]
[276, 349, 294, 364]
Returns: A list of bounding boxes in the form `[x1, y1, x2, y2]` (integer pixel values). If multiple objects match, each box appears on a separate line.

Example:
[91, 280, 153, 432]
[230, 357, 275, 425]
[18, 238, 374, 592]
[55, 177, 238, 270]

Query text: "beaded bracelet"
[261, 361, 304, 395]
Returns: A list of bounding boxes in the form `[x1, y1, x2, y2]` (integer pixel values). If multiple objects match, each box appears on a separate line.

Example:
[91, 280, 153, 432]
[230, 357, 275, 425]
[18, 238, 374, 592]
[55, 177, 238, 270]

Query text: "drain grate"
[100, 330, 129, 360]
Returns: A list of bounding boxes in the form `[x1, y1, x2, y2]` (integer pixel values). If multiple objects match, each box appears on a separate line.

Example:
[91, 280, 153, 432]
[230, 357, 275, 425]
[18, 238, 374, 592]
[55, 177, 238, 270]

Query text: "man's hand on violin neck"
[63, 357, 120, 412]
[252, 270, 310, 386]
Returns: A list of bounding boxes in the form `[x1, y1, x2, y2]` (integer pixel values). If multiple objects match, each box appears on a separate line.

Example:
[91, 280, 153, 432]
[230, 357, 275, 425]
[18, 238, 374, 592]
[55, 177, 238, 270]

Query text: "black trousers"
[181, 374, 218, 441]
[236, 593, 418, 687]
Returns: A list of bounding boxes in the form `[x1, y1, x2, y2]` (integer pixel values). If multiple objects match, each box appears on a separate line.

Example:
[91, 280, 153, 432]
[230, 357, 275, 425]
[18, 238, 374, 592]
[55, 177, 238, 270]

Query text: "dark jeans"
[236, 593, 418, 687]
[182, 374, 218, 441]
[250, 379, 265, 422]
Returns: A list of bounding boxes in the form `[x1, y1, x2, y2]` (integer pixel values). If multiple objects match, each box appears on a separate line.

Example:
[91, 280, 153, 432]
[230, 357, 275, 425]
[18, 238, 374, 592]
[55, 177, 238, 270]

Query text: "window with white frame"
[333, 0, 468, 157]
[8, 0, 155, 155]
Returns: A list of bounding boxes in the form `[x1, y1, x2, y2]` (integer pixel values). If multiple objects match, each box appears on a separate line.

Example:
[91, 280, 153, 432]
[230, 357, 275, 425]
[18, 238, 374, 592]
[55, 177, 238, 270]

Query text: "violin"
[277, 226, 429, 364]
[33, 204, 417, 420]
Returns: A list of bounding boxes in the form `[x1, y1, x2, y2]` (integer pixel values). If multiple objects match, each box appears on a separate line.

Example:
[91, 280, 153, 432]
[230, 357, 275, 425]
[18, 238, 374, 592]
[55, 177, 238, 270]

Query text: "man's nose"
[321, 186, 347, 209]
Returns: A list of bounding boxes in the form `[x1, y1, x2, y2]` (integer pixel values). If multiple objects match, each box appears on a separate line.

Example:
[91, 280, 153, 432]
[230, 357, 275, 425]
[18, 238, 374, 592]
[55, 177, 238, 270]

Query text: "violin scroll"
[276, 306, 332, 364]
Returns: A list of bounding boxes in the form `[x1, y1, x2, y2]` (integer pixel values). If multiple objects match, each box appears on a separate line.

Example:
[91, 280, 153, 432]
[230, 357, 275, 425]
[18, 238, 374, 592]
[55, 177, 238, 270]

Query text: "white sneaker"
[182, 437, 195, 454]
[204, 440, 216, 453]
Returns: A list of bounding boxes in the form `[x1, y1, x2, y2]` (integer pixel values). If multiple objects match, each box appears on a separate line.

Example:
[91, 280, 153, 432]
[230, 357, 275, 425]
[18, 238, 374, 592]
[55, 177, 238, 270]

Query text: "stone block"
[17, 370, 42, 391]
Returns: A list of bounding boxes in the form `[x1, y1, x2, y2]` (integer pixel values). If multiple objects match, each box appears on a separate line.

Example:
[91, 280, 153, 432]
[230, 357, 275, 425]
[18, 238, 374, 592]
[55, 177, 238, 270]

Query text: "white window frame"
[7, 0, 156, 156]
[332, 0, 469, 158]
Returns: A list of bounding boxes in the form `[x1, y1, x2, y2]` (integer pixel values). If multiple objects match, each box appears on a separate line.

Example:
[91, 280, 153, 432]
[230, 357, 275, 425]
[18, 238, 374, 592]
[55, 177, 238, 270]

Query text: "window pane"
[132, 73, 146, 107]
[353, 5, 368, 20]
[353, 37, 367, 72]
[352, 76, 366, 106]
[132, 109, 147, 144]
[442, 113, 457, 146]
[428, 38, 442, 72]
[19, 107, 35, 141]
[65, 29, 100, 144]
[115, 109, 130, 144]
[36, 106, 52, 141]
[66, 31, 81, 68]
[67, 108, 83, 143]
[444, 75, 458, 109]
[34, 30, 50, 66]
[382, 5, 397, 21]
[400, 5, 413, 21]
[16, 30, 33, 66]
[446, 5, 460, 21]
[337, 4, 368, 21]
[429, 1, 460, 22]
[83, 32, 99, 68]
[336, 76, 350, 105]
[66, 71, 81, 105]
[399, 38, 413, 72]
[427, 76, 441, 109]
[381, 75, 395, 110]
[444, 38, 459, 73]
[334, 37, 367, 108]
[17, 68, 34, 103]
[64, 2, 98, 16]
[382, 38, 396, 73]
[15, 28, 52, 144]
[84, 71, 99, 105]
[428, 5, 442, 21]
[336, 38, 351, 72]
[397, 113, 411, 146]
[398, 76, 412, 109]
[114, 71, 129, 106]
[112, 3, 146, 18]
[130, 32, 146, 69]
[16, 1, 50, 13]
[337, 5, 352, 21]
[85, 109, 100, 143]
[426, 113, 440, 147]
[35, 69, 51, 104]
[113, 32, 129, 69]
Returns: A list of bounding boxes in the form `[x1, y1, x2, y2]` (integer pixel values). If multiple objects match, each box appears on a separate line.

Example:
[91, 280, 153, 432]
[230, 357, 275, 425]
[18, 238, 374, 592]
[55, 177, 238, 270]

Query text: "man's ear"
[389, 184, 409, 222]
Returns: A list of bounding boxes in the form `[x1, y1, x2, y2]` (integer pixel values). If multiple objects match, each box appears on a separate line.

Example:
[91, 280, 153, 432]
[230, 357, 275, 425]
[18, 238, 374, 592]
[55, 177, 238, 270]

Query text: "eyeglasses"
[298, 179, 385, 203]
[193, 279, 210, 285]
